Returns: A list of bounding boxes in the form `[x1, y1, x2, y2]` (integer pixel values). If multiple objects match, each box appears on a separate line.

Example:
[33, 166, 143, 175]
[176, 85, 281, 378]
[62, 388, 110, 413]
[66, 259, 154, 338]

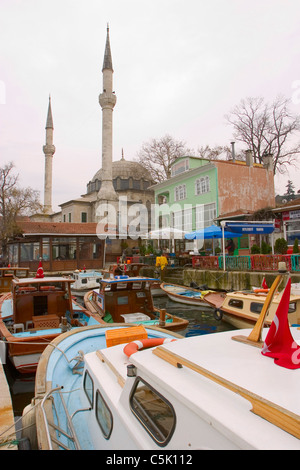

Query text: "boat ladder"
[40, 386, 90, 450]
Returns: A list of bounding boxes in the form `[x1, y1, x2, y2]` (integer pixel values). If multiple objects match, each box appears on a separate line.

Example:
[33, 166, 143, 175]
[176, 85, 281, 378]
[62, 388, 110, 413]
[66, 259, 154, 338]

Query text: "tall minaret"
[97, 25, 118, 202]
[43, 96, 55, 214]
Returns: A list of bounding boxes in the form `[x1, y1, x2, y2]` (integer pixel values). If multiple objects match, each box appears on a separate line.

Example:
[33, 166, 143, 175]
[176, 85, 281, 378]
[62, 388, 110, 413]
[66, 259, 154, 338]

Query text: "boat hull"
[161, 282, 212, 307]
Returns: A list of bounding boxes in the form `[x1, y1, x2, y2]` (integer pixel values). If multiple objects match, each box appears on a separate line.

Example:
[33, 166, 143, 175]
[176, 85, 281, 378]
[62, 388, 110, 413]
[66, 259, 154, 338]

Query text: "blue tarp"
[185, 224, 243, 240]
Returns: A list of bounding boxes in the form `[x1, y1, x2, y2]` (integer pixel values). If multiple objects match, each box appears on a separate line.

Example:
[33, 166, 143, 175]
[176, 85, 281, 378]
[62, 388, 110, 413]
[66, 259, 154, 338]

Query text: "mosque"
[8, 27, 155, 271]
[35, 26, 154, 227]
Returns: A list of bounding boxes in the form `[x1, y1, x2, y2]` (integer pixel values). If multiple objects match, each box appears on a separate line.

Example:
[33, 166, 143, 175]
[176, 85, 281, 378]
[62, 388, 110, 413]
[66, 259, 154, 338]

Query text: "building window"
[173, 211, 182, 230]
[174, 184, 186, 201]
[68, 213, 72, 223]
[81, 212, 87, 223]
[195, 203, 216, 229]
[171, 159, 189, 177]
[63, 214, 66, 222]
[195, 176, 210, 195]
[183, 208, 193, 231]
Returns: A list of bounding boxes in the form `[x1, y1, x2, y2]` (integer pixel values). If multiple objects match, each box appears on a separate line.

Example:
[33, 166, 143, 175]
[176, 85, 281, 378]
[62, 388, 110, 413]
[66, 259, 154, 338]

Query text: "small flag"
[35, 260, 44, 279]
[262, 277, 268, 289]
[262, 278, 300, 369]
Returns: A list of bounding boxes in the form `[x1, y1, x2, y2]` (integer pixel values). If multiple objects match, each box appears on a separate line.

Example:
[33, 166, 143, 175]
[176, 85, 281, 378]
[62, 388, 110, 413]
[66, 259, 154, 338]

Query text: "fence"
[192, 254, 300, 272]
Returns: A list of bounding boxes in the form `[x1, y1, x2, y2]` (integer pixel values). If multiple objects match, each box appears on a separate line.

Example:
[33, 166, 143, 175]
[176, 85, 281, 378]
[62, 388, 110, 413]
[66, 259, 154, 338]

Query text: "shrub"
[261, 240, 272, 254]
[293, 238, 299, 254]
[274, 238, 288, 254]
[251, 244, 260, 254]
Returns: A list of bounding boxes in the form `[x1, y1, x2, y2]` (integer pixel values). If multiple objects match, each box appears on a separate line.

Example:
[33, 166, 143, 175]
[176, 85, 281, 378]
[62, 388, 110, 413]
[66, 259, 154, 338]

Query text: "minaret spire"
[43, 95, 55, 214]
[97, 25, 118, 203]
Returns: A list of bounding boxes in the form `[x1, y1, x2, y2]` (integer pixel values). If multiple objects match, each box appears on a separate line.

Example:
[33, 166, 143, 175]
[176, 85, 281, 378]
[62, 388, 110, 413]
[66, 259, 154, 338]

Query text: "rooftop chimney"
[245, 149, 253, 167]
[230, 142, 236, 162]
[262, 153, 273, 172]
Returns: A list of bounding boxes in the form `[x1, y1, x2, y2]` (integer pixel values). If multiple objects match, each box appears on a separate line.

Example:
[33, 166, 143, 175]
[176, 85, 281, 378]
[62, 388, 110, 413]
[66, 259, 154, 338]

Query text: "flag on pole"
[35, 260, 44, 279]
[262, 277, 268, 289]
[261, 278, 300, 369]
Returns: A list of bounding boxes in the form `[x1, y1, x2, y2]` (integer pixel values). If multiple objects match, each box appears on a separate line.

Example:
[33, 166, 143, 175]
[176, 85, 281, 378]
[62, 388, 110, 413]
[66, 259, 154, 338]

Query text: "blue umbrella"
[185, 224, 242, 240]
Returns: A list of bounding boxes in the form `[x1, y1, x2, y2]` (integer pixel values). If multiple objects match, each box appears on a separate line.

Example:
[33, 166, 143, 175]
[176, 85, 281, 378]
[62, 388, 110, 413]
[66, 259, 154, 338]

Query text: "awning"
[224, 222, 274, 234]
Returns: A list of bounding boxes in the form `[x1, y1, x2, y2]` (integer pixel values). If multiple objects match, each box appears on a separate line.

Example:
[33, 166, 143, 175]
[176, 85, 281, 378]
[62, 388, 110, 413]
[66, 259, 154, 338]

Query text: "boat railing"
[40, 386, 88, 450]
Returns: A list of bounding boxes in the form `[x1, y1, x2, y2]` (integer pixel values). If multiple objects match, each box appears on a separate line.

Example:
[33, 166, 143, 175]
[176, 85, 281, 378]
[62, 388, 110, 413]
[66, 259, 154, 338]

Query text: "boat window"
[117, 296, 128, 305]
[130, 378, 176, 447]
[116, 283, 127, 290]
[289, 302, 296, 313]
[81, 278, 88, 284]
[250, 302, 263, 314]
[83, 371, 94, 407]
[95, 390, 113, 439]
[132, 282, 142, 290]
[228, 299, 243, 309]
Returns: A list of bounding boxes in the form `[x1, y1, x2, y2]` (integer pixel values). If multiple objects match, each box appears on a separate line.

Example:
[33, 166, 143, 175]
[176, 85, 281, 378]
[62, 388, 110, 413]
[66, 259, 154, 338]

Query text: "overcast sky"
[1, 0, 300, 212]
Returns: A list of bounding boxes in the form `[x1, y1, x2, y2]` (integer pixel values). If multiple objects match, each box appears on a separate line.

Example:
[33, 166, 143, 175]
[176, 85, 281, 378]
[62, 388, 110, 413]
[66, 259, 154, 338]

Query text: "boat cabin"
[0, 267, 29, 294]
[91, 276, 158, 323]
[11, 277, 75, 331]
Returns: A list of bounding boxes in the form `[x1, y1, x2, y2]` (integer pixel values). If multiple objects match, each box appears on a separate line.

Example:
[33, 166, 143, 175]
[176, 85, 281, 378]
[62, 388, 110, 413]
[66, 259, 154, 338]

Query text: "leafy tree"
[136, 134, 193, 183]
[293, 238, 299, 254]
[0, 162, 42, 260]
[225, 95, 300, 174]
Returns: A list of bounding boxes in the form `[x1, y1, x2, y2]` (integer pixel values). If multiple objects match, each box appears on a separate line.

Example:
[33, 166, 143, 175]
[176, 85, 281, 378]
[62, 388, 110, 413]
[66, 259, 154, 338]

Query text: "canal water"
[4, 296, 237, 420]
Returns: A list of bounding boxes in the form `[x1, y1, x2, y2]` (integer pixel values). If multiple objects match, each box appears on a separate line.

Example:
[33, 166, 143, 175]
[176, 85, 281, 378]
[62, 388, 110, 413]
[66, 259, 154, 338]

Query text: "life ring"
[123, 338, 176, 357]
[213, 308, 223, 321]
[253, 288, 269, 293]
[40, 286, 56, 291]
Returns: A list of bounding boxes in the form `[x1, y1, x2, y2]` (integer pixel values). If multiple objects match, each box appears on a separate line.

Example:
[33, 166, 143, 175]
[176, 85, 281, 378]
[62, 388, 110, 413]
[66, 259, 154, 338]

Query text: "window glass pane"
[250, 302, 263, 314]
[228, 299, 243, 309]
[130, 378, 176, 446]
[20, 242, 40, 261]
[96, 390, 113, 439]
[84, 371, 94, 406]
[52, 237, 76, 260]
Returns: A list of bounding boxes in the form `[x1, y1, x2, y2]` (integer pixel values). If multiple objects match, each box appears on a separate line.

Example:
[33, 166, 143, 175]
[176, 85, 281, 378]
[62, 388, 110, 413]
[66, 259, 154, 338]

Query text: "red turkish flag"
[35, 260, 44, 279]
[262, 277, 268, 289]
[261, 278, 300, 369]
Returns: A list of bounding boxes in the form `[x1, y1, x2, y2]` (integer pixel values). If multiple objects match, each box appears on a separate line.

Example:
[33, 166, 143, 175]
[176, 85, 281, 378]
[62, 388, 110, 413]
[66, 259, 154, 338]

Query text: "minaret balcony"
[99, 92, 117, 109]
[43, 144, 56, 155]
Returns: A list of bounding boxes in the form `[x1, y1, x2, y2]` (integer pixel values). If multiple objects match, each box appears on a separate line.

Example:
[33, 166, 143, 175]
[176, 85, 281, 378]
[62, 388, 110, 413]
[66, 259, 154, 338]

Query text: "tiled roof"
[273, 198, 300, 212]
[18, 221, 112, 235]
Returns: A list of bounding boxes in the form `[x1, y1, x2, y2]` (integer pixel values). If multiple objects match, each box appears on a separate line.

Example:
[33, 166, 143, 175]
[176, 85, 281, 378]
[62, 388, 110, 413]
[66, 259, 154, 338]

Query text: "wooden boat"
[204, 279, 300, 329]
[0, 267, 29, 294]
[71, 269, 104, 292]
[84, 276, 189, 332]
[160, 282, 214, 307]
[25, 280, 300, 450]
[110, 262, 163, 296]
[0, 275, 103, 374]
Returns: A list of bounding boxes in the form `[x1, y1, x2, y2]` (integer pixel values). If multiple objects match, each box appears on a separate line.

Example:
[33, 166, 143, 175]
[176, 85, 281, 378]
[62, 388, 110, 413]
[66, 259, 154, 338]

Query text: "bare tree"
[0, 162, 42, 260]
[136, 134, 194, 183]
[225, 95, 300, 174]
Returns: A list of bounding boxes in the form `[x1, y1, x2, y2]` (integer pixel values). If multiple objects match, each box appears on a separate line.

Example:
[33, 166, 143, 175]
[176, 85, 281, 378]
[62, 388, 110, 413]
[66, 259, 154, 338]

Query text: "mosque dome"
[86, 156, 154, 194]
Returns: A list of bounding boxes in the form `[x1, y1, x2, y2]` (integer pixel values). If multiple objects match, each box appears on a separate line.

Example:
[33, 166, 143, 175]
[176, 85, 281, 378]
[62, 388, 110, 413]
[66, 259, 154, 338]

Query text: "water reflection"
[153, 296, 236, 337]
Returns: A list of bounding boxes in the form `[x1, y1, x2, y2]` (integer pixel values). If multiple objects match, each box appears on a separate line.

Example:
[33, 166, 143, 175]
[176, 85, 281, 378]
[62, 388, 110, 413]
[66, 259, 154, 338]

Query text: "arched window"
[174, 184, 186, 201]
[195, 176, 210, 195]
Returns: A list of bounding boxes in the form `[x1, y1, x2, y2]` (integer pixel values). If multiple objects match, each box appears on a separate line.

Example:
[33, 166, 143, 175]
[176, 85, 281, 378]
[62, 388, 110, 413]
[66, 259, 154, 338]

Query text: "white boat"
[160, 282, 213, 307]
[71, 270, 104, 292]
[25, 279, 300, 450]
